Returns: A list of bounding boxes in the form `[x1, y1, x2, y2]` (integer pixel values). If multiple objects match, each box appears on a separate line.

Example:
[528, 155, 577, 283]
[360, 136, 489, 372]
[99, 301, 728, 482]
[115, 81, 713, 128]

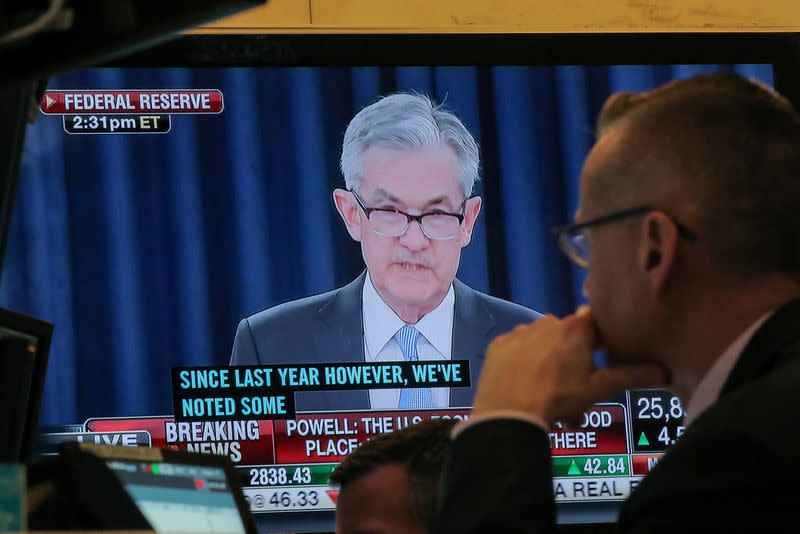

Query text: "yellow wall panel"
[194, 0, 800, 34]
[191, 0, 310, 32]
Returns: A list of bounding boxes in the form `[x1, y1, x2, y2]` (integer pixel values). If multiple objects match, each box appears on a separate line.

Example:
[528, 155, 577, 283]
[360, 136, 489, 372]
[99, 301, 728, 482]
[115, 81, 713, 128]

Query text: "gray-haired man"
[231, 93, 540, 411]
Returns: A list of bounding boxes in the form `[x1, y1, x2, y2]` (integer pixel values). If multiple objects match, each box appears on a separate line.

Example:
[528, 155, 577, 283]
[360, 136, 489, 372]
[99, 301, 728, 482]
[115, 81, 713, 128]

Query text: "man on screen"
[230, 93, 540, 411]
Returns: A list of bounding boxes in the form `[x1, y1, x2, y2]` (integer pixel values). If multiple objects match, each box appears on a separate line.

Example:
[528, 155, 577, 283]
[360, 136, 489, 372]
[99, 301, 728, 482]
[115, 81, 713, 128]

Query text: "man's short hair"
[340, 92, 480, 198]
[593, 72, 800, 279]
[330, 417, 457, 530]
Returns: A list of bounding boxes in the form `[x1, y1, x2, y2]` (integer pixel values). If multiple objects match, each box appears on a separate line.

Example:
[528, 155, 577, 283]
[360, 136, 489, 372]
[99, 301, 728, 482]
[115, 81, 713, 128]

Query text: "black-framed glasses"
[349, 189, 465, 240]
[552, 205, 698, 268]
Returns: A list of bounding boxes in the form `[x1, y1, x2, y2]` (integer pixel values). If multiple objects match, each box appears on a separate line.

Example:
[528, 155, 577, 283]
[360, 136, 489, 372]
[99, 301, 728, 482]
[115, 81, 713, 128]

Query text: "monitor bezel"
[0, 306, 53, 462]
[106, 32, 800, 107]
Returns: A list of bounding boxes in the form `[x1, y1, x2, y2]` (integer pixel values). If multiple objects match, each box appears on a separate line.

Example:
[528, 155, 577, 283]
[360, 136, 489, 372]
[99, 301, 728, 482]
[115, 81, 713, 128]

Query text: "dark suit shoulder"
[438, 419, 555, 534]
[473, 290, 542, 322]
[696, 352, 800, 452]
[231, 286, 349, 366]
[244, 287, 340, 329]
[621, 353, 800, 530]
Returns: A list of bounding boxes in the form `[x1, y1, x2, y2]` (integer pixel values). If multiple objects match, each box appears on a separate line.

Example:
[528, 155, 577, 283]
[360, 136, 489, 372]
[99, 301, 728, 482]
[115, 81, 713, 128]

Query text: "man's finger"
[586, 365, 668, 400]
[575, 305, 591, 317]
[565, 311, 602, 353]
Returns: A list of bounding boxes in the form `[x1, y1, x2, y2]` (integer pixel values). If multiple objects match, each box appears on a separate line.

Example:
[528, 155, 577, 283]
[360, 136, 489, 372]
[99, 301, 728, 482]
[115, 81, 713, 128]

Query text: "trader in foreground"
[437, 73, 800, 531]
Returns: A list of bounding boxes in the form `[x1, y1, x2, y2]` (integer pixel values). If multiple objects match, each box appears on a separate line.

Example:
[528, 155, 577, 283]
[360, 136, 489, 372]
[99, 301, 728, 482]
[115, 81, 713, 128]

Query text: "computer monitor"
[4, 33, 800, 532]
[96, 444, 257, 534]
[27, 441, 257, 533]
[110, 459, 247, 534]
[0, 307, 52, 462]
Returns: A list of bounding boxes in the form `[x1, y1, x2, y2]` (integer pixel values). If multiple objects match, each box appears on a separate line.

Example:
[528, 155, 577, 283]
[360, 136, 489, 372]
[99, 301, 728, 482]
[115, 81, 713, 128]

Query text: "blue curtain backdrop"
[1, 64, 772, 425]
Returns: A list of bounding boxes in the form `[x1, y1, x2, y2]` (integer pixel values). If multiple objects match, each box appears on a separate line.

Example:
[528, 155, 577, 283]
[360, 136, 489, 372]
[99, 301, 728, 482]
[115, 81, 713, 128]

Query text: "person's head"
[333, 93, 482, 323]
[331, 417, 457, 534]
[562, 73, 800, 381]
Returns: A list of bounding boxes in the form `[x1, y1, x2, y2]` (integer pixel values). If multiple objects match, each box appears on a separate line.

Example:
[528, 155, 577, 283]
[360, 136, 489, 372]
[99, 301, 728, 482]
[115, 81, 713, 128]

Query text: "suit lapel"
[300, 272, 370, 411]
[621, 298, 800, 521]
[450, 279, 496, 407]
[720, 298, 800, 398]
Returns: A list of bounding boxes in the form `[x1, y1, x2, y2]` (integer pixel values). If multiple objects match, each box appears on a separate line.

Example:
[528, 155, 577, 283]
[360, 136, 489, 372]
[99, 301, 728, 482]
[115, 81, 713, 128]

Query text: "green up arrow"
[567, 459, 581, 475]
[637, 432, 650, 447]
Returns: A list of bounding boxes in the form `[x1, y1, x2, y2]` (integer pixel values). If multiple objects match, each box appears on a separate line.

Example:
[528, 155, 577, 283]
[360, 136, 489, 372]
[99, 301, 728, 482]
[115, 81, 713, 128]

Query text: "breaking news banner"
[81, 410, 469, 467]
[71, 405, 639, 513]
[77, 408, 471, 512]
[77, 417, 275, 464]
[170, 362, 471, 421]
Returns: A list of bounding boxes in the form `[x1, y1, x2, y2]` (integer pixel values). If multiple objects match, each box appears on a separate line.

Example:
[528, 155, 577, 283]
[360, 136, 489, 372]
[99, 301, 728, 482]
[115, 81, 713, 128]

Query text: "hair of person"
[592, 72, 800, 278]
[340, 92, 480, 198]
[329, 417, 457, 530]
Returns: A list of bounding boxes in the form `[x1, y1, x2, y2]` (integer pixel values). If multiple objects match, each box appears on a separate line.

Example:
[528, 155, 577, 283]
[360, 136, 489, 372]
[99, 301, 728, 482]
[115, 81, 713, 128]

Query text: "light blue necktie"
[396, 325, 435, 409]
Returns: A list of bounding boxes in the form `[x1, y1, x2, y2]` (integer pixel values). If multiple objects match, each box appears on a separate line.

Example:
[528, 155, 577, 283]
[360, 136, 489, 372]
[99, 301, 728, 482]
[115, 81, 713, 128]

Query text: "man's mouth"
[396, 262, 429, 271]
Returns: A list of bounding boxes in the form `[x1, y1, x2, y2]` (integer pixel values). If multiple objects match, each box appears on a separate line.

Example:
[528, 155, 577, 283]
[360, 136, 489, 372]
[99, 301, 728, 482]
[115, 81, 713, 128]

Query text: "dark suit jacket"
[437, 299, 800, 532]
[230, 271, 541, 411]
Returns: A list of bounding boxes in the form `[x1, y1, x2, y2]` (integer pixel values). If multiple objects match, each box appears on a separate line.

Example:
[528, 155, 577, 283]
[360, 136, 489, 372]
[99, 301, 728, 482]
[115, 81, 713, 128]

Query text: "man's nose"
[398, 219, 429, 250]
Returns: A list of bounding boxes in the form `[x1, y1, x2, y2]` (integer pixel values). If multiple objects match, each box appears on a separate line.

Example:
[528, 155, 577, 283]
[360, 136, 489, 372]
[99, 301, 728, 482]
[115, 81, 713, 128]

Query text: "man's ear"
[638, 211, 679, 296]
[459, 196, 482, 247]
[333, 189, 362, 241]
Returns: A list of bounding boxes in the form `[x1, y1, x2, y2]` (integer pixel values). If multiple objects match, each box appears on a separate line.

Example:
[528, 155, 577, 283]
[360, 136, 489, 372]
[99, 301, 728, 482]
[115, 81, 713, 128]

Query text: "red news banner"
[86, 417, 275, 464]
[549, 404, 627, 456]
[85, 405, 627, 465]
[85, 410, 471, 465]
[273, 410, 469, 463]
[40, 90, 224, 114]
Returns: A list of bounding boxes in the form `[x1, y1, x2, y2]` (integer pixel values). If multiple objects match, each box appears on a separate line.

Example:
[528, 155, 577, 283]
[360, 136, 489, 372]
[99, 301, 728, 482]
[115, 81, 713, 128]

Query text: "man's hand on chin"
[472, 306, 668, 428]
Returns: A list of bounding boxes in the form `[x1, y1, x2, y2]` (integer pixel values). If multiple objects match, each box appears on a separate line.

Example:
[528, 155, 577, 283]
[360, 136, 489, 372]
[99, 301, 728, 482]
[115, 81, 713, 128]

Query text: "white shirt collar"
[362, 271, 455, 360]
[684, 310, 773, 427]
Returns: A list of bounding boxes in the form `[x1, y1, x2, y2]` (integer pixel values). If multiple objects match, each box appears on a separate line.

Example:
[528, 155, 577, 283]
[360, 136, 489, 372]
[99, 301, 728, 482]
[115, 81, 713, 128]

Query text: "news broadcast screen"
[7, 62, 773, 532]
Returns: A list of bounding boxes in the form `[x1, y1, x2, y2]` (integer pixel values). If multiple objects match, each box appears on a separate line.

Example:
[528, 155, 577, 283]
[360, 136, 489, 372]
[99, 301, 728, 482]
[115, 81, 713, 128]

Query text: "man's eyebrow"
[372, 189, 459, 210]
[372, 188, 401, 204]
[422, 196, 453, 209]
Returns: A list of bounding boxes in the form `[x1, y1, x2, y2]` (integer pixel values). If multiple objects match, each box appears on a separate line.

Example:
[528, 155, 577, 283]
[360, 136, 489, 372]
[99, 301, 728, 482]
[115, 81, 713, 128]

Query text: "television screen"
[3, 35, 786, 532]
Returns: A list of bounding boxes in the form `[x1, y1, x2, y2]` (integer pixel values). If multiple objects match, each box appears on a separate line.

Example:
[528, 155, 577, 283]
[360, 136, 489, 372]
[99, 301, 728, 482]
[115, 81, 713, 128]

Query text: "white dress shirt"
[683, 310, 773, 427]
[362, 271, 454, 409]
